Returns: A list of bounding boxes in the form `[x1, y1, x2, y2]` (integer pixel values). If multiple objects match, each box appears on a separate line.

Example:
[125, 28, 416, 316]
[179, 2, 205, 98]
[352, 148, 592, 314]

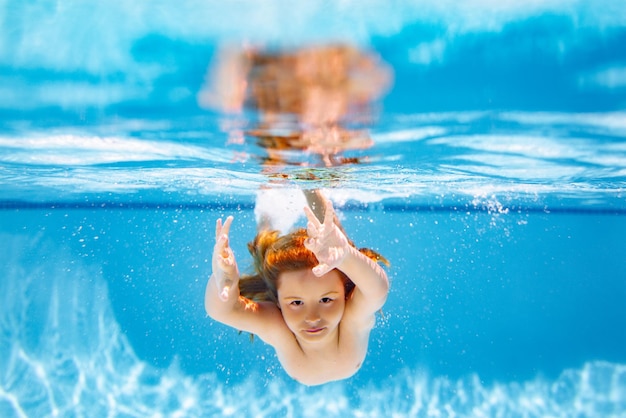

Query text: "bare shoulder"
[221, 299, 306, 368]
[224, 299, 295, 348]
[341, 289, 382, 333]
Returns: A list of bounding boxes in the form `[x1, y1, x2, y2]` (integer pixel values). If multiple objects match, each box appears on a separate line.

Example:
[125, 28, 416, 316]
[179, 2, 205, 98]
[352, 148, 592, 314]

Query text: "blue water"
[2, 1, 626, 416]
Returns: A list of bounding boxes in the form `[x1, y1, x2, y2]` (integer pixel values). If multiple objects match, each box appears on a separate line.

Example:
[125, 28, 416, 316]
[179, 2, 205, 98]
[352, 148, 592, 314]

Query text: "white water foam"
[1, 234, 625, 417]
[254, 188, 308, 234]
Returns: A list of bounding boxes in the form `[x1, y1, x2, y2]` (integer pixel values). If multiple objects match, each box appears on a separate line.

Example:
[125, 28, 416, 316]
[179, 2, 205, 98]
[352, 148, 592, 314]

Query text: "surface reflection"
[199, 44, 393, 167]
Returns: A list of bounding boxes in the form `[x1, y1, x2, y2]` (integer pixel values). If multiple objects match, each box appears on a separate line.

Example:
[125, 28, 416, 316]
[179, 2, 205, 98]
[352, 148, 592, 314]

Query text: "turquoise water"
[2, 1, 626, 416]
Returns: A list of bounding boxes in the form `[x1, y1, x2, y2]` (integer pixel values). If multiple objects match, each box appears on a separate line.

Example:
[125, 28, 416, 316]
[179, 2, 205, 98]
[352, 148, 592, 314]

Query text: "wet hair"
[239, 228, 388, 304]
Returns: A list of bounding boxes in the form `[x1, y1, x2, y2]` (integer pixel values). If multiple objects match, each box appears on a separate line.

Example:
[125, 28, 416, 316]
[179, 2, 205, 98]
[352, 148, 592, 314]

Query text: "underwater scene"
[1, 1, 626, 416]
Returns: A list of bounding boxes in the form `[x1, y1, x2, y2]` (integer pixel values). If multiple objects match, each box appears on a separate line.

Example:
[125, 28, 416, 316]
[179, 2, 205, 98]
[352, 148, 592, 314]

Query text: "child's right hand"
[212, 216, 239, 302]
[303, 198, 351, 277]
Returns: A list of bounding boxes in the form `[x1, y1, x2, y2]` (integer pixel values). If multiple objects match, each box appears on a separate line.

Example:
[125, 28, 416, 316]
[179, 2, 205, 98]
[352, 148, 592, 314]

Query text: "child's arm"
[204, 216, 287, 343]
[303, 199, 389, 320]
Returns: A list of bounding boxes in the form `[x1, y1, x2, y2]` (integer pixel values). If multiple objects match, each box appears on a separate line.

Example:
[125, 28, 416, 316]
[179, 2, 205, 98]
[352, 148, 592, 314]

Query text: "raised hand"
[303, 198, 351, 277]
[212, 216, 239, 301]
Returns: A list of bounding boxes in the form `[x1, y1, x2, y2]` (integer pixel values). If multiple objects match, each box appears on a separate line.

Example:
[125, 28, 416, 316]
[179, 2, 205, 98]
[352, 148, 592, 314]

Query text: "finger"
[215, 218, 223, 241]
[306, 220, 319, 238]
[323, 199, 335, 226]
[215, 231, 228, 248]
[221, 216, 234, 237]
[303, 206, 322, 229]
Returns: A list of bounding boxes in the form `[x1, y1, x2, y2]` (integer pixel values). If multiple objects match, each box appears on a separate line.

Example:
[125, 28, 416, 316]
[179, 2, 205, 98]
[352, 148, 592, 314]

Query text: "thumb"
[312, 263, 330, 277]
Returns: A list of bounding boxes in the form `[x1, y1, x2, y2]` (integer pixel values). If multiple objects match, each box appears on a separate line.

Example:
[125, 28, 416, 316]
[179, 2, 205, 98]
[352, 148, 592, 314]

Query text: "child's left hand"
[303, 198, 351, 277]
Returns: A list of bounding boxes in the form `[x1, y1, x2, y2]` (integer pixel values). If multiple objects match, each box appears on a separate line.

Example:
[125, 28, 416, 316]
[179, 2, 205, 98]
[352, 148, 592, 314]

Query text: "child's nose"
[305, 307, 321, 323]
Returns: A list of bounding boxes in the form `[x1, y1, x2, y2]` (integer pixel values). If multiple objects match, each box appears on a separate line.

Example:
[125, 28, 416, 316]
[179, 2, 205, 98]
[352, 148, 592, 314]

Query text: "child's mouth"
[305, 327, 325, 334]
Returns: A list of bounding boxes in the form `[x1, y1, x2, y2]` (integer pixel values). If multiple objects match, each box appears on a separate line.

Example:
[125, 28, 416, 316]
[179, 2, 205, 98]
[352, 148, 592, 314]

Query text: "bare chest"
[276, 333, 368, 385]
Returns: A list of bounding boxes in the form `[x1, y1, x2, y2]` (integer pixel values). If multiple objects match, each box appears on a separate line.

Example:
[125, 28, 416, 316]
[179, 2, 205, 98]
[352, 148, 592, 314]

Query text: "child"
[204, 194, 389, 385]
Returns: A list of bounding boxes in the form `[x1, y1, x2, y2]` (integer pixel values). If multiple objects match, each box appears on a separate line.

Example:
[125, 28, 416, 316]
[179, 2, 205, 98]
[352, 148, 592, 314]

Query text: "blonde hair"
[239, 228, 388, 303]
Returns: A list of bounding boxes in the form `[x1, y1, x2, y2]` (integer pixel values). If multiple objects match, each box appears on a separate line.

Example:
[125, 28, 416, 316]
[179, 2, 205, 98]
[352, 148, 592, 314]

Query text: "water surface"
[1, 1, 626, 416]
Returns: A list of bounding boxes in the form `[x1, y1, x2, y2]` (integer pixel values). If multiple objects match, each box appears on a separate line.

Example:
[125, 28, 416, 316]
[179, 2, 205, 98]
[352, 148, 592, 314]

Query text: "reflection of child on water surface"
[198, 44, 392, 167]
[204, 191, 389, 385]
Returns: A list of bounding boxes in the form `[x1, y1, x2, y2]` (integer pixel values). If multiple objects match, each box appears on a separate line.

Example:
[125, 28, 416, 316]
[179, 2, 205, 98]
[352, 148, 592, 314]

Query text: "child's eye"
[320, 297, 334, 304]
[290, 300, 303, 306]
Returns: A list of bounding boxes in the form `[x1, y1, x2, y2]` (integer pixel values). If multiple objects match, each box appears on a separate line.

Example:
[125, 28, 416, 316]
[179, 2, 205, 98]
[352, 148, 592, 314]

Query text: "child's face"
[276, 268, 346, 344]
